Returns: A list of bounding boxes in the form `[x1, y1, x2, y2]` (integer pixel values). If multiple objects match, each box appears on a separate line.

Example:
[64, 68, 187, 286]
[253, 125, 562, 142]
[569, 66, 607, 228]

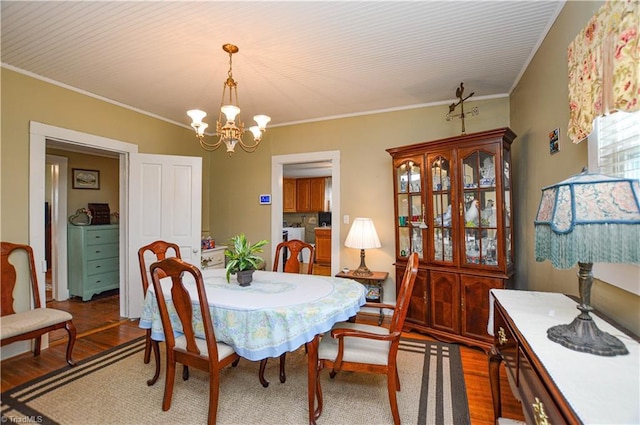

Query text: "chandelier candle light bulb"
[187, 44, 270, 154]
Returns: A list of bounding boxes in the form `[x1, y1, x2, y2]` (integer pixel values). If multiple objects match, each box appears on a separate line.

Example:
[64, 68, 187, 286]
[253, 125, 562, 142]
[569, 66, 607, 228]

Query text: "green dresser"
[68, 224, 119, 301]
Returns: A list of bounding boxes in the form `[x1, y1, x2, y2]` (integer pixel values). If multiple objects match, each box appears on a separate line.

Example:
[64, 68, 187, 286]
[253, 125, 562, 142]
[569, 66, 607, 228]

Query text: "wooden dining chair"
[258, 239, 316, 387]
[313, 252, 419, 425]
[137, 240, 181, 386]
[1, 242, 77, 366]
[150, 257, 240, 425]
[272, 239, 316, 275]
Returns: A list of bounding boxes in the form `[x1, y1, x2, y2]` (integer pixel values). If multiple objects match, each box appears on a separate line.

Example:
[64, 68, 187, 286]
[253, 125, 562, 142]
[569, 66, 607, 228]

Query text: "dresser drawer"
[87, 257, 119, 275]
[86, 271, 119, 291]
[493, 303, 518, 386]
[518, 347, 567, 425]
[202, 247, 226, 270]
[85, 228, 119, 245]
[86, 243, 119, 261]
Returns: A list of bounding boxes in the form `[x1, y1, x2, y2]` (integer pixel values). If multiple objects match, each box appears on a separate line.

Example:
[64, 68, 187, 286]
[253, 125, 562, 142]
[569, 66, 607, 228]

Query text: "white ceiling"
[1, 1, 564, 130]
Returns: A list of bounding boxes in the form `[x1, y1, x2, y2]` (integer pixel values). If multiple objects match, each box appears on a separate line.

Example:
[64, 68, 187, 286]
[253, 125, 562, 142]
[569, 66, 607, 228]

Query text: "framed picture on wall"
[549, 128, 560, 155]
[72, 168, 100, 190]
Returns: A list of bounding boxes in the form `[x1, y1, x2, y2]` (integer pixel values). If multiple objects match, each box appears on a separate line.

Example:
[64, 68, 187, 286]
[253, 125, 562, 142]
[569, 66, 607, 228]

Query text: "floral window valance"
[568, 0, 639, 144]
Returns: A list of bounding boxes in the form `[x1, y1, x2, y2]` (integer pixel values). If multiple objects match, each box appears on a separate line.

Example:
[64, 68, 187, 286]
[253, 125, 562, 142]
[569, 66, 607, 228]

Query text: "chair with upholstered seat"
[313, 252, 419, 425]
[258, 239, 316, 387]
[1, 242, 77, 367]
[150, 257, 240, 425]
[137, 240, 181, 385]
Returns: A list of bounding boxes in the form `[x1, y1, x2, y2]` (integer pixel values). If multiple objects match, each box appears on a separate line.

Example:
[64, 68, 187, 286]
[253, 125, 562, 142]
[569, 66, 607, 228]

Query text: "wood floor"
[1, 294, 525, 425]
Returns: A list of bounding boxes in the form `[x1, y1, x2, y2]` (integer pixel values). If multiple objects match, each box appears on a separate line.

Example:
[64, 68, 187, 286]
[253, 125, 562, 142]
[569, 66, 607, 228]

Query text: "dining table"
[138, 267, 366, 424]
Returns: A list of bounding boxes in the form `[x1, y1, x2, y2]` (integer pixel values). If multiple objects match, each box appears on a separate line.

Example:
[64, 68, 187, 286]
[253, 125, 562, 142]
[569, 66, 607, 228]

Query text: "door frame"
[29, 122, 137, 318]
[271, 151, 341, 276]
[46, 154, 69, 301]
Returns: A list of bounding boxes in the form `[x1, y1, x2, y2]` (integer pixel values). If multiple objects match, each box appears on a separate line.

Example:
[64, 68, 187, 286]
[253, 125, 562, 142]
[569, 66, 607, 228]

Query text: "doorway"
[45, 149, 122, 339]
[29, 122, 136, 323]
[271, 151, 341, 276]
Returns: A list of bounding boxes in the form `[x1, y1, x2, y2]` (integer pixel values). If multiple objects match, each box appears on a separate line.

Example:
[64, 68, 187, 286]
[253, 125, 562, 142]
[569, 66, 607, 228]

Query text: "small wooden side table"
[335, 270, 389, 324]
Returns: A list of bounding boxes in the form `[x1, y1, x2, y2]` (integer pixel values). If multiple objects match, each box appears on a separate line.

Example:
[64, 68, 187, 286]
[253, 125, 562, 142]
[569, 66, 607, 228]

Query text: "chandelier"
[187, 44, 271, 154]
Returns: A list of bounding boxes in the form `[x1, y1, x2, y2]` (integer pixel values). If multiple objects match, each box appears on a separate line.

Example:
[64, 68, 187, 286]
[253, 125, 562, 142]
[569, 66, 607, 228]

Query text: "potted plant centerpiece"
[225, 233, 268, 286]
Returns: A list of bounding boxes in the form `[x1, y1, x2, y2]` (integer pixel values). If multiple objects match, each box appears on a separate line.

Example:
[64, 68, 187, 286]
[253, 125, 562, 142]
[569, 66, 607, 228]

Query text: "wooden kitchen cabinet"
[309, 177, 326, 211]
[314, 227, 331, 266]
[296, 178, 311, 212]
[292, 177, 327, 212]
[283, 178, 296, 212]
[387, 127, 516, 350]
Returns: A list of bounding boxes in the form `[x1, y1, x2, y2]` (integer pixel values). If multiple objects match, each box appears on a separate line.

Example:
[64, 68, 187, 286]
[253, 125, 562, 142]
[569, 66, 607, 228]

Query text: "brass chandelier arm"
[195, 134, 224, 152]
[195, 131, 264, 153]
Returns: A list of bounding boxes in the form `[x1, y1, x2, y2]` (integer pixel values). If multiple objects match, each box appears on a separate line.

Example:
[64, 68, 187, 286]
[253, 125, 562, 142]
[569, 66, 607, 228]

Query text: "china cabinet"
[386, 127, 516, 349]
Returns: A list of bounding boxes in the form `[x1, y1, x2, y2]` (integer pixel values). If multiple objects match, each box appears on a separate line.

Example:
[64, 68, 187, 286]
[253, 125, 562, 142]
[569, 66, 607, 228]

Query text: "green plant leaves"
[224, 233, 269, 282]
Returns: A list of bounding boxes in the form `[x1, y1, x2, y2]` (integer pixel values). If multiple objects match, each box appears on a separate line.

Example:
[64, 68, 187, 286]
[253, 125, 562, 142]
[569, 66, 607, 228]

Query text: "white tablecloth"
[139, 269, 366, 361]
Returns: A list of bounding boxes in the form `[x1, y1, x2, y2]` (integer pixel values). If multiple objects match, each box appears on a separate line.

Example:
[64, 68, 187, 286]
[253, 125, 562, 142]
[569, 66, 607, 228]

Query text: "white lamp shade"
[187, 109, 207, 124]
[221, 104, 240, 122]
[249, 126, 262, 140]
[253, 114, 271, 129]
[345, 218, 381, 250]
[194, 122, 208, 136]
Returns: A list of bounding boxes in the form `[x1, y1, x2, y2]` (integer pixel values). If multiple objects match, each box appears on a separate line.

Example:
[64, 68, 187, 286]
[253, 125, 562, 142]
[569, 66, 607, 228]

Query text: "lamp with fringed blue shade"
[534, 168, 640, 356]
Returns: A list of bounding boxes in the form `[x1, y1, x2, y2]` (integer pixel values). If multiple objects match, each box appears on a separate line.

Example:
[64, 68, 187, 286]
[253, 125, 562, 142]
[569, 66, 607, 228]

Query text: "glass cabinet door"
[503, 149, 513, 267]
[429, 154, 454, 263]
[460, 149, 499, 267]
[396, 158, 423, 259]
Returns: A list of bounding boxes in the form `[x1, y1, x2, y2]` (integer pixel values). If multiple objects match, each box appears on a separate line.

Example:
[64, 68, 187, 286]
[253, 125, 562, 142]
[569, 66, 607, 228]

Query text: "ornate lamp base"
[547, 314, 628, 356]
[547, 262, 628, 356]
[352, 249, 373, 277]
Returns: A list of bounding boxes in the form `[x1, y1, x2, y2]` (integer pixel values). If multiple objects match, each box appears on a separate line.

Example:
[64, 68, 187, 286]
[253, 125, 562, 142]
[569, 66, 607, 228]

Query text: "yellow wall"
[510, 0, 639, 334]
[209, 99, 510, 275]
[0, 68, 210, 243]
[48, 149, 120, 216]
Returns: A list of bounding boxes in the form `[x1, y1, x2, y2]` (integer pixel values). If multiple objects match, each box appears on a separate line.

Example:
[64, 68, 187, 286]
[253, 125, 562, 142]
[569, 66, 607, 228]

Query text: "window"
[588, 110, 640, 296]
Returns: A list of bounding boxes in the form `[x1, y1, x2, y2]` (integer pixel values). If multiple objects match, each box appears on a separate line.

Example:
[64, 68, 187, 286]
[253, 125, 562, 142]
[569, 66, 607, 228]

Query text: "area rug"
[1, 336, 470, 424]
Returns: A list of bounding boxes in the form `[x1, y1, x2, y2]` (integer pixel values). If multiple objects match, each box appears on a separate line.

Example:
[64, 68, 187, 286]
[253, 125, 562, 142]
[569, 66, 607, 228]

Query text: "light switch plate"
[343, 215, 349, 224]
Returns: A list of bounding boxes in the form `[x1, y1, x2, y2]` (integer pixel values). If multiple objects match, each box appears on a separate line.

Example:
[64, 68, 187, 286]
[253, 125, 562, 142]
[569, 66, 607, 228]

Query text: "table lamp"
[534, 168, 640, 356]
[345, 218, 381, 277]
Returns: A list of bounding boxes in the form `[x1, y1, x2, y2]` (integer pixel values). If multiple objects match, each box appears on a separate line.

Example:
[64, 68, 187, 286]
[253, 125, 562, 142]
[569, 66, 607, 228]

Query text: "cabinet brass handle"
[532, 397, 550, 425]
[498, 327, 508, 345]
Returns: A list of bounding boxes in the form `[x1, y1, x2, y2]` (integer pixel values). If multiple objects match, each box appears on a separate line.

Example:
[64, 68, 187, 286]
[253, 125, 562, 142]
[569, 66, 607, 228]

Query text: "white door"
[127, 153, 202, 318]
